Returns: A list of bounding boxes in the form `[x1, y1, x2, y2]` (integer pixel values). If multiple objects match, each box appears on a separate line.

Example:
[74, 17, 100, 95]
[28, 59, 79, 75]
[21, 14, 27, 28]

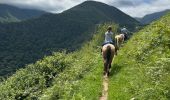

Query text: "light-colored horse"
[102, 44, 116, 77]
[115, 34, 125, 50]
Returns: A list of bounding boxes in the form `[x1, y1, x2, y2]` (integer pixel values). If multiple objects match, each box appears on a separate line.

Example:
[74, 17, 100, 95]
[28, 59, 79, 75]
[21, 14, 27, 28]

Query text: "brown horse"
[102, 44, 116, 77]
[115, 34, 125, 50]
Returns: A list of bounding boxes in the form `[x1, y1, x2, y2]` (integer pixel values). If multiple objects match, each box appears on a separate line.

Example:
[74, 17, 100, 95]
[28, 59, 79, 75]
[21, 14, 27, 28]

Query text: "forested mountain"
[0, 1, 140, 76]
[0, 4, 46, 23]
[136, 9, 170, 24]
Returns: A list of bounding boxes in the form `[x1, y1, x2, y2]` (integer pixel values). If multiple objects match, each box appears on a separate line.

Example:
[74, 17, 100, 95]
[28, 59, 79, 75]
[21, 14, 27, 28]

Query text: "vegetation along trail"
[1, 1, 170, 100]
[0, 23, 118, 100]
[0, 12, 170, 99]
[101, 12, 170, 99]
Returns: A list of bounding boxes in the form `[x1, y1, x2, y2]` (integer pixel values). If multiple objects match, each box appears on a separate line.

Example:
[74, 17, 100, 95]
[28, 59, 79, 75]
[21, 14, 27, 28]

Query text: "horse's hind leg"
[108, 50, 115, 75]
[107, 64, 111, 76]
[103, 60, 108, 76]
[106, 59, 112, 76]
[105, 62, 110, 77]
[109, 64, 111, 69]
[103, 57, 110, 76]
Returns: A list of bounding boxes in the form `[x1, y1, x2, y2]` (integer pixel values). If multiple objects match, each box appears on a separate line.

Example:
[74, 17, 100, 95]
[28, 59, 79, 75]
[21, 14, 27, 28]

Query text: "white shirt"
[104, 31, 113, 43]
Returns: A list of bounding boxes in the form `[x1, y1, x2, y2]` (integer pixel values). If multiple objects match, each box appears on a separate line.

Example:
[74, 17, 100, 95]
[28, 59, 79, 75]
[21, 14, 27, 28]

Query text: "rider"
[102, 26, 115, 75]
[102, 26, 114, 46]
[121, 26, 129, 40]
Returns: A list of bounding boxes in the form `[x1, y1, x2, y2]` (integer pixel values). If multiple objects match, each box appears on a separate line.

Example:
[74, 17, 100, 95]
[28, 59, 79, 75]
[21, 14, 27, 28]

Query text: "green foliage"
[39, 23, 118, 100]
[0, 52, 73, 99]
[0, 23, 118, 99]
[1, 11, 169, 99]
[109, 12, 170, 99]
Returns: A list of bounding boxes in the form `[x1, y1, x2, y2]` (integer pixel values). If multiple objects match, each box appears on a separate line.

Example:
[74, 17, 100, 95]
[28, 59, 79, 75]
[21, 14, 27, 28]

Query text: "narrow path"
[99, 76, 109, 100]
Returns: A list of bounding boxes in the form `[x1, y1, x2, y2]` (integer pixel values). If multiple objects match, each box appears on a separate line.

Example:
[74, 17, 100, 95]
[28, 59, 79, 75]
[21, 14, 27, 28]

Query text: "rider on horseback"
[101, 26, 116, 76]
[121, 26, 129, 40]
[102, 26, 114, 46]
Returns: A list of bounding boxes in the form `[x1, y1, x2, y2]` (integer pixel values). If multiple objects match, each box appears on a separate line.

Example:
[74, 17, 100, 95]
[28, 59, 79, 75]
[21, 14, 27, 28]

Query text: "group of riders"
[101, 26, 129, 77]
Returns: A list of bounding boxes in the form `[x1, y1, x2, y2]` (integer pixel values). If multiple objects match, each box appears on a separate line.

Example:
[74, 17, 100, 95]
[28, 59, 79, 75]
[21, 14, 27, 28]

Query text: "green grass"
[1, 12, 169, 100]
[39, 23, 118, 100]
[108, 13, 170, 99]
[72, 62, 103, 100]
[0, 23, 118, 100]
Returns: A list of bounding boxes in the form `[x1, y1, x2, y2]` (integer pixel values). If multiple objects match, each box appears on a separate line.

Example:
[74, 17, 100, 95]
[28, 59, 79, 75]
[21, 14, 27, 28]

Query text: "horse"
[102, 44, 116, 77]
[115, 34, 125, 50]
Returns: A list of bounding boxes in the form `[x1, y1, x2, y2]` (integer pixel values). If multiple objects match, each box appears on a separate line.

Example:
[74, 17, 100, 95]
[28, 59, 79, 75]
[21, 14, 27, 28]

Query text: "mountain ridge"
[135, 9, 170, 24]
[64, 1, 140, 27]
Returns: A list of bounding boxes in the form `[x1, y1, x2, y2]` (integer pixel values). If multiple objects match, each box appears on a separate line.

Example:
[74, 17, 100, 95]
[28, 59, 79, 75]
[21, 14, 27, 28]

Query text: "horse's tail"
[106, 46, 111, 63]
[122, 34, 125, 42]
[115, 37, 119, 50]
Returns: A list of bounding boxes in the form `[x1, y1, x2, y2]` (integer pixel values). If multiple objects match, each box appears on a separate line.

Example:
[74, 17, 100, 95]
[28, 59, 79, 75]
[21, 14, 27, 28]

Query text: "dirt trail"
[99, 76, 109, 100]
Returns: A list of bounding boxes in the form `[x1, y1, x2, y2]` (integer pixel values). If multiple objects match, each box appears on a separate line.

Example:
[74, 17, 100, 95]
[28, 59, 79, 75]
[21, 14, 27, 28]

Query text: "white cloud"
[0, 0, 83, 12]
[117, 0, 170, 17]
[0, 0, 170, 17]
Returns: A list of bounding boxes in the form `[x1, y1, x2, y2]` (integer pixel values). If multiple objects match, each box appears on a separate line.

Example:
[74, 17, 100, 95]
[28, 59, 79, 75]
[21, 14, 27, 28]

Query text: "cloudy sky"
[0, 0, 170, 17]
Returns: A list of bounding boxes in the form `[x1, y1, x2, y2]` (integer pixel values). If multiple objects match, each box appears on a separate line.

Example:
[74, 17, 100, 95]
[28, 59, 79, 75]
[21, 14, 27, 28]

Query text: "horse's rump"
[115, 34, 125, 49]
[102, 44, 115, 76]
[102, 44, 115, 60]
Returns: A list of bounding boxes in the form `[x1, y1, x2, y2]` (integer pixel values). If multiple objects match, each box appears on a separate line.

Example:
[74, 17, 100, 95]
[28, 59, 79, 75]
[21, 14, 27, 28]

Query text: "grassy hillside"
[0, 12, 169, 100]
[109, 12, 170, 99]
[0, 23, 118, 99]
[0, 1, 139, 76]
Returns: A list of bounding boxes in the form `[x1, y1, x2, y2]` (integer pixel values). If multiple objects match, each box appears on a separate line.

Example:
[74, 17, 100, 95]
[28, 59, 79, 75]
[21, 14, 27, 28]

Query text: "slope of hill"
[0, 1, 140, 76]
[136, 9, 170, 24]
[0, 23, 117, 99]
[0, 11, 169, 100]
[109, 12, 170, 99]
[0, 4, 46, 23]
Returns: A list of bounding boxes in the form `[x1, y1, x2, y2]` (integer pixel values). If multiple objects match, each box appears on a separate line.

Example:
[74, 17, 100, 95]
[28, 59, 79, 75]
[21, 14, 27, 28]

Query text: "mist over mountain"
[0, 4, 46, 23]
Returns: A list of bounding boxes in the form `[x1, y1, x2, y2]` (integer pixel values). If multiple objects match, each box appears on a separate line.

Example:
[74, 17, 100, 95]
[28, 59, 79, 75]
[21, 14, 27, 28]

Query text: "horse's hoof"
[107, 72, 110, 76]
[103, 72, 108, 77]
[103, 73, 108, 78]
